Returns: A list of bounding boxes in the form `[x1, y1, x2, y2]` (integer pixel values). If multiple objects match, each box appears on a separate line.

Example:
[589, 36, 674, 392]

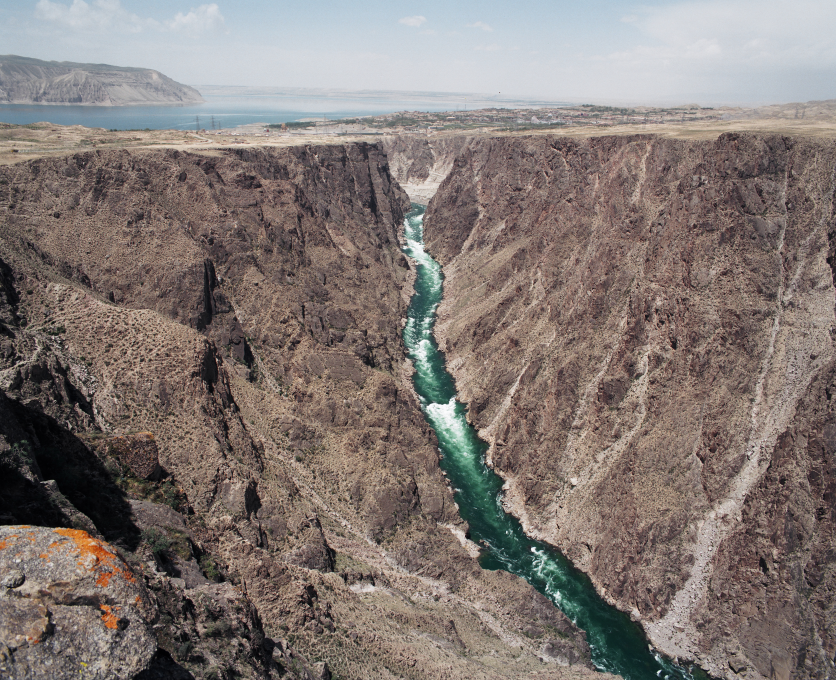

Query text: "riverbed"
[400, 203, 704, 680]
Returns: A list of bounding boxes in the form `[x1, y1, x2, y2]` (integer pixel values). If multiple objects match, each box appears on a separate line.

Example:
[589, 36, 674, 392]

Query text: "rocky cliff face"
[0, 143, 598, 679]
[0, 55, 203, 105]
[423, 133, 836, 680]
[382, 135, 472, 204]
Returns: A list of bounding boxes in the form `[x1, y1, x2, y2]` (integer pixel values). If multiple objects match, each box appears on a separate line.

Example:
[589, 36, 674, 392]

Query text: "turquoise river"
[400, 204, 704, 680]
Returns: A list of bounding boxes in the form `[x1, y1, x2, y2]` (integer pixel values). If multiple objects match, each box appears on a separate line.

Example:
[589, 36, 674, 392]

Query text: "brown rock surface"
[0, 143, 600, 679]
[423, 132, 836, 679]
[0, 525, 157, 679]
[104, 433, 162, 480]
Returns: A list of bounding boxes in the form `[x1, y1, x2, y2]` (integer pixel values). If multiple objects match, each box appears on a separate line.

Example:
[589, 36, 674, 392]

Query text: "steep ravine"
[423, 133, 836, 680]
[382, 135, 473, 204]
[0, 143, 602, 679]
[401, 203, 701, 680]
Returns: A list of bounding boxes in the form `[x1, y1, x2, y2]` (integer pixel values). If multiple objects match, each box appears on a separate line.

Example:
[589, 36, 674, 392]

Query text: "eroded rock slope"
[423, 133, 836, 680]
[0, 144, 598, 679]
[382, 135, 472, 204]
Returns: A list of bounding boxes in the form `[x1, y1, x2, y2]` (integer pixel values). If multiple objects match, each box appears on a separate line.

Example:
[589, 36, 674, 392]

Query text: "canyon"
[0, 125, 834, 680]
[0, 142, 596, 679]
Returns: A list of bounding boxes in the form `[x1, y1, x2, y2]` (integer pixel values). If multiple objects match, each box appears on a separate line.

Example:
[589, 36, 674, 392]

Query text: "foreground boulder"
[0, 525, 157, 679]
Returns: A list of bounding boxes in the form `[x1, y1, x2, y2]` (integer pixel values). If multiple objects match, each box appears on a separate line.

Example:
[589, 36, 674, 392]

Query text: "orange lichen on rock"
[52, 528, 136, 587]
[100, 604, 120, 630]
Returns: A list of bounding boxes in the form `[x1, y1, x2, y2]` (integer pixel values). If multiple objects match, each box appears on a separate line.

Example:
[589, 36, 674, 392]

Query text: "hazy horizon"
[190, 84, 831, 111]
[1, 0, 833, 108]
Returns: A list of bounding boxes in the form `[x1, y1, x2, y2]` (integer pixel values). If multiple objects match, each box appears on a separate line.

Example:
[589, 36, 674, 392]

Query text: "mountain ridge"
[0, 55, 203, 106]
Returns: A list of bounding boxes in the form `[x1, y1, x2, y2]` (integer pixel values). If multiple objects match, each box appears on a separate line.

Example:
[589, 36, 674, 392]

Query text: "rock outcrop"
[423, 133, 836, 680]
[0, 525, 157, 680]
[0, 55, 203, 106]
[0, 143, 599, 679]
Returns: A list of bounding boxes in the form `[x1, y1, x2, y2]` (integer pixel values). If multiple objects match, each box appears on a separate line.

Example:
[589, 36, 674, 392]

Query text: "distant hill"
[0, 55, 203, 106]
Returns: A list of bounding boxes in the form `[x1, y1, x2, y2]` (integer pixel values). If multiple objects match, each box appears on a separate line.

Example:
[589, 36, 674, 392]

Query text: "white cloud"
[625, 0, 836, 67]
[35, 0, 224, 34]
[467, 21, 493, 32]
[167, 4, 224, 33]
[35, 0, 151, 32]
[475, 43, 501, 52]
[399, 15, 426, 28]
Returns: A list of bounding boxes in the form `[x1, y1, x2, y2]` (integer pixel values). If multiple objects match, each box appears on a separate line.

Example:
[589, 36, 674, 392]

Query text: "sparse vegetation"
[200, 554, 222, 582]
[267, 121, 314, 130]
[141, 527, 172, 556]
[204, 620, 233, 638]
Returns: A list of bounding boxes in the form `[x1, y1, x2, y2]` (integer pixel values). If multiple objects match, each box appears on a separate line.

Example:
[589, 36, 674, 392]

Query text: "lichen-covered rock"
[0, 525, 157, 679]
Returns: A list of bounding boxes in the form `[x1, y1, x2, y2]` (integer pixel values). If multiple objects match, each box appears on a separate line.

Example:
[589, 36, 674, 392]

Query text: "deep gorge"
[0, 132, 834, 680]
[402, 203, 700, 680]
[419, 132, 836, 680]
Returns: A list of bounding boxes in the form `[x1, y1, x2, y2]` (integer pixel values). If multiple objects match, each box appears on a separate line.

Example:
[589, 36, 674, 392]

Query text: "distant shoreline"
[0, 101, 204, 108]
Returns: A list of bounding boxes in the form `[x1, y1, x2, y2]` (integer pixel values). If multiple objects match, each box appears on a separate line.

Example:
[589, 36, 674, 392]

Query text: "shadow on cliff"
[0, 395, 141, 551]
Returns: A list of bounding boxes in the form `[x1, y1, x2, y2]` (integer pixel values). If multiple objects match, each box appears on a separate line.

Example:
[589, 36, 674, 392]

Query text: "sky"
[0, 0, 834, 106]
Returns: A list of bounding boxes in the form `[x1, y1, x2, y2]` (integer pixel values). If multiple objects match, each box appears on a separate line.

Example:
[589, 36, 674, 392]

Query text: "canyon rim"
[0, 121, 834, 680]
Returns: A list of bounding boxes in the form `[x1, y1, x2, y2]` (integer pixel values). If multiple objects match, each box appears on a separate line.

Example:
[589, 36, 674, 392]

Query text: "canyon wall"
[423, 133, 836, 680]
[382, 134, 472, 204]
[0, 144, 598, 679]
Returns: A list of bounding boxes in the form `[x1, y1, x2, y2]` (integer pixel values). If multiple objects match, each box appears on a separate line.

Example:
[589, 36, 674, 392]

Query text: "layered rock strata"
[423, 133, 836, 680]
[0, 144, 598, 679]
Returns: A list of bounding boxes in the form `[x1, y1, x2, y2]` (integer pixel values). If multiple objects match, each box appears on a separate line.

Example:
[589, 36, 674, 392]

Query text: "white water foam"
[425, 397, 471, 454]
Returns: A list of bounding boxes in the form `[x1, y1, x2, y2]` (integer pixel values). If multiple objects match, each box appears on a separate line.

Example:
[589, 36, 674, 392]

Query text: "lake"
[0, 86, 567, 130]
